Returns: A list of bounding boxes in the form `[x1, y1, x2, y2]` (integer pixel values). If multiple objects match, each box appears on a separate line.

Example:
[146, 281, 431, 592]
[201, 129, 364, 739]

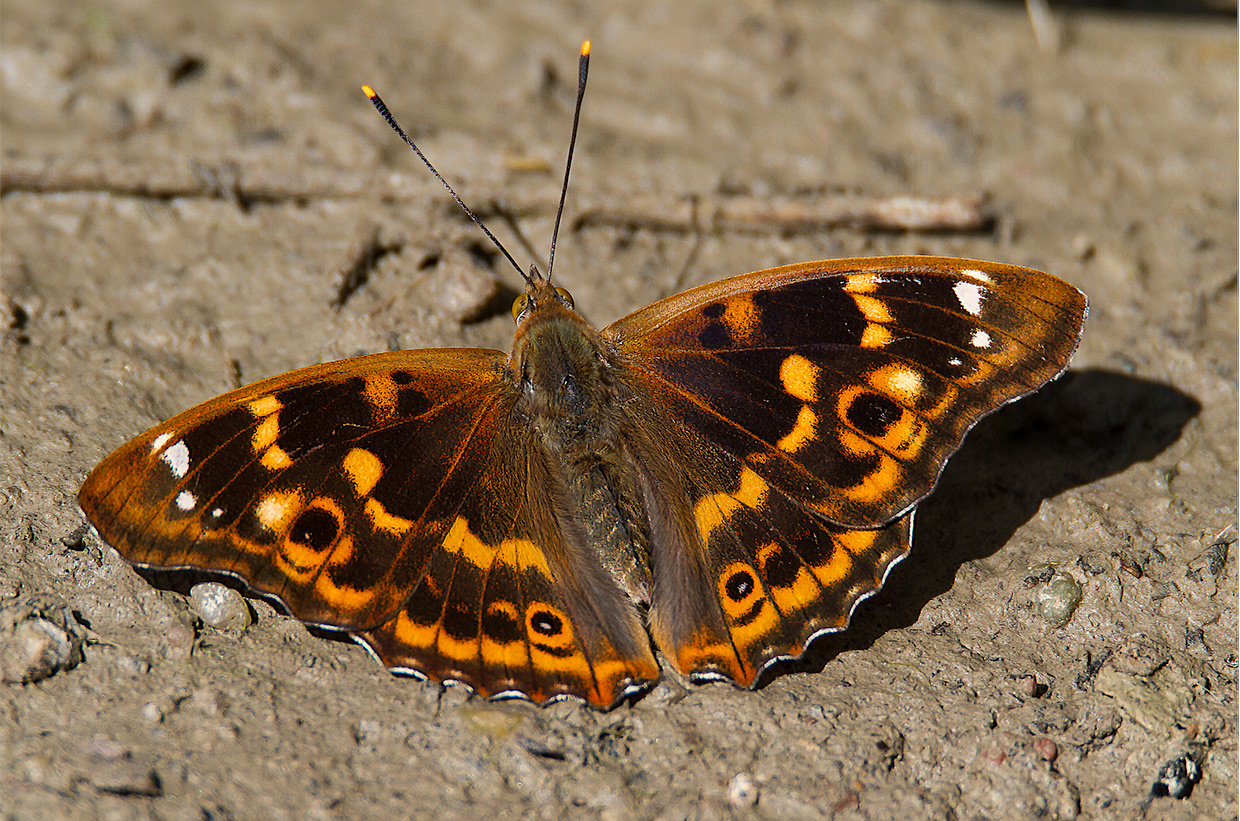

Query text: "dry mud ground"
[2, 1, 1237, 819]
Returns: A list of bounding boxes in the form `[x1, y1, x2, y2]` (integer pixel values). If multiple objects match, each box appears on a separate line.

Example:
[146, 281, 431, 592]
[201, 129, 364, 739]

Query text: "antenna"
[361, 84, 530, 284]
[546, 40, 591, 285]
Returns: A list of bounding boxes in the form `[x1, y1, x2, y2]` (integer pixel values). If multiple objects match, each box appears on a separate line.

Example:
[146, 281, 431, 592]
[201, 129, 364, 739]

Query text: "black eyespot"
[702, 303, 725, 319]
[847, 392, 903, 437]
[529, 609, 563, 637]
[289, 508, 339, 550]
[725, 570, 755, 602]
[698, 323, 731, 349]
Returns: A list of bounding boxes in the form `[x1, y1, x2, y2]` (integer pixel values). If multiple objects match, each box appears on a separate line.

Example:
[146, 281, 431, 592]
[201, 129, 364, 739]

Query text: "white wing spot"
[151, 431, 173, 453]
[953, 281, 985, 316]
[175, 490, 197, 511]
[948, 356, 963, 367]
[960, 268, 993, 284]
[161, 440, 190, 479]
[209, 507, 225, 520]
[971, 329, 992, 349]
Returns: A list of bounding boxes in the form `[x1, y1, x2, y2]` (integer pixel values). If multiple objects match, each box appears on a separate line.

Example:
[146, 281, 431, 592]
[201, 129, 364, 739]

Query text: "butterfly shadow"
[761, 367, 1202, 685]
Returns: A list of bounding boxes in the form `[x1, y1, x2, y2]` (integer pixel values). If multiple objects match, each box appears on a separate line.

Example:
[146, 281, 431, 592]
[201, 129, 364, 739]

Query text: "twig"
[2, 157, 991, 234]
[571, 192, 991, 234]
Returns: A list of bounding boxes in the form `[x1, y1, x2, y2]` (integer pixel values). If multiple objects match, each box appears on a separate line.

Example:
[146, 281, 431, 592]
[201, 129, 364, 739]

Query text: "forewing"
[606, 256, 1087, 528]
[80, 348, 657, 706]
[80, 349, 505, 628]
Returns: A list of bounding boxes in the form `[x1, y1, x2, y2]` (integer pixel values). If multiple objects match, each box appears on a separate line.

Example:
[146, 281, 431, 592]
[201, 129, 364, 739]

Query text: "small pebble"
[1033, 737, 1059, 762]
[190, 687, 221, 716]
[1070, 233, 1095, 261]
[1151, 754, 1200, 799]
[728, 772, 759, 807]
[1013, 674, 1039, 697]
[0, 596, 86, 683]
[1033, 569, 1083, 627]
[462, 705, 524, 739]
[91, 762, 162, 797]
[435, 264, 500, 322]
[113, 651, 153, 677]
[85, 737, 126, 760]
[354, 718, 383, 745]
[161, 620, 196, 662]
[189, 582, 251, 631]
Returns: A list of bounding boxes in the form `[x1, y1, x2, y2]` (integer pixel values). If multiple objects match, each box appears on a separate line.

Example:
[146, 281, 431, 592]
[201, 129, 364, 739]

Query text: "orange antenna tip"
[362, 85, 377, 98]
[581, 40, 591, 57]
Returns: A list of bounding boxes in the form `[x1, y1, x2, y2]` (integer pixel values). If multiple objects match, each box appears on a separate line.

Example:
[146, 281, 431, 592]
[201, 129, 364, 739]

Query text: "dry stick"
[0, 158, 366, 202]
[2, 160, 990, 233]
[569, 192, 990, 233]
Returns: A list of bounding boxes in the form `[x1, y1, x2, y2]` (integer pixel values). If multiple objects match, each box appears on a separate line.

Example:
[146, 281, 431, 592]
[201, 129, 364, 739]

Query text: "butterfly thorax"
[507, 292, 655, 604]
[511, 312, 613, 435]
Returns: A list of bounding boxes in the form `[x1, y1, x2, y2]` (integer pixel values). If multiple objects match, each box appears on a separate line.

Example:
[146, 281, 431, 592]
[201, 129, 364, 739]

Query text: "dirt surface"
[2, 1, 1236, 818]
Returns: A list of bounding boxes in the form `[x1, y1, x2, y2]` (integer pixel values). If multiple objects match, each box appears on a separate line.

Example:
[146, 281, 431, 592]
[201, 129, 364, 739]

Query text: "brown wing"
[606, 256, 1087, 528]
[605, 256, 1086, 684]
[619, 405, 914, 686]
[354, 418, 659, 707]
[80, 348, 657, 706]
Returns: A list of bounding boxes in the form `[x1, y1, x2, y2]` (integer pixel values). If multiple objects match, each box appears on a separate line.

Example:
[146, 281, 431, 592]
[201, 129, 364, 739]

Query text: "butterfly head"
[505, 274, 615, 428]
[511, 268, 577, 325]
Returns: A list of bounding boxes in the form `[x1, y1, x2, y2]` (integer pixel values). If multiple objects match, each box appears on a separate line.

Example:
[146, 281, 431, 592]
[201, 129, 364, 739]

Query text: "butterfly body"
[80, 256, 1086, 708]
[509, 288, 655, 607]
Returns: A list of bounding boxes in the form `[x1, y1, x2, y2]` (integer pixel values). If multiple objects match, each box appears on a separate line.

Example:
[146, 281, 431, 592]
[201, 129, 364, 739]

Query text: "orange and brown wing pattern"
[80, 349, 508, 631]
[79, 348, 658, 706]
[623, 387, 913, 687]
[607, 256, 1087, 529]
[611, 256, 1085, 685]
[356, 430, 658, 706]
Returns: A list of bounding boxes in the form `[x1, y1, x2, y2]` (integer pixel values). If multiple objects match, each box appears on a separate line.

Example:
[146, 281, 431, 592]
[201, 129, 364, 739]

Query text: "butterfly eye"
[554, 287, 575, 309]
[511, 294, 530, 323]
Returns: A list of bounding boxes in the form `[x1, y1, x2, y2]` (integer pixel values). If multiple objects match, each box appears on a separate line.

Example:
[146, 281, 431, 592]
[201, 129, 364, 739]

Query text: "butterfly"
[79, 43, 1088, 708]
